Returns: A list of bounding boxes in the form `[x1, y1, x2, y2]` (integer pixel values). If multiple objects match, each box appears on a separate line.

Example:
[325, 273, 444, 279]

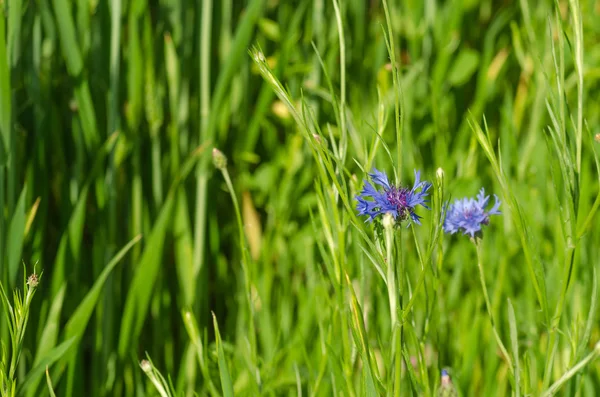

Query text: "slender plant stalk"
[213, 150, 258, 379]
[193, 0, 212, 295]
[384, 215, 396, 328]
[475, 241, 513, 375]
[332, 0, 347, 165]
[542, 342, 600, 397]
[394, 228, 404, 397]
[381, 0, 403, 177]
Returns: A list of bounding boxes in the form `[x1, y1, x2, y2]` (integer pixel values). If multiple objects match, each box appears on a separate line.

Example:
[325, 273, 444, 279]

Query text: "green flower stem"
[384, 214, 397, 328]
[217, 157, 258, 374]
[475, 241, 513, 376]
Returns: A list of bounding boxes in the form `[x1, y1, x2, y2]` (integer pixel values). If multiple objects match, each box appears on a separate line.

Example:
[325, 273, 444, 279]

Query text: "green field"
[1, 0, 600, 395]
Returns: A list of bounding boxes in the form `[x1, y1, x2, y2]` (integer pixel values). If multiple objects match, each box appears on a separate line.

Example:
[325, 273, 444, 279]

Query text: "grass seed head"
[27, 273, 39, 288]
[140, 359, 152, 373]
[212, 148, 227, 170]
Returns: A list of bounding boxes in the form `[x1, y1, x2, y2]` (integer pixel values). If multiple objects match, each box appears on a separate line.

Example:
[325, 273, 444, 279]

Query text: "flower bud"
[382, 212, 394, 230]
[212, 148, 227, 170]
[436, 167, 444, 183]
[140, 359, 152, 373]
[27, 273, 39, 288]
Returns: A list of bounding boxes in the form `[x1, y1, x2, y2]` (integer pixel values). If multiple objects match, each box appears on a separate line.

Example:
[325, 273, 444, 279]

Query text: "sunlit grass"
[1, 0, 599, 396]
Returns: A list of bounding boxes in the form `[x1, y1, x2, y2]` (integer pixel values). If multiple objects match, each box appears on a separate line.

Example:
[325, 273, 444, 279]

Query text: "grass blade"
[508, 299, 520, 397]
[212, 313, 234, 397]
[17, 337, 77, 395]
[7, 186, 26, 286]
[64, 234, 141, 342]
[45, 367, 57, 397]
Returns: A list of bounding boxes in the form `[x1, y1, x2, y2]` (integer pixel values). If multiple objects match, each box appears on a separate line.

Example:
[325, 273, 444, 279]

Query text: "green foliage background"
[1, 0, 600, 395]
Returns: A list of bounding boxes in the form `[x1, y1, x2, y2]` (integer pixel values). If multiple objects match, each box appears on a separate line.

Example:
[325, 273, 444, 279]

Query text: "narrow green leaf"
[118, 146, 205, 357]
[579, 268, 598, 358]
[50, 133, 119, 297]
[51, 0, 99, 148]
[24, 285, 67, 397]
[49, 186, 89, 298]
[118, 199, 174, 357]
[50, 0, 83, 76]
[65, 234, 141, 341]
[173, 191, 194, 307]
[508, 299, 521, 397]
[7, 0, 22, 67]
[7, 186, 27, 286]
[52, 235, 142, 392]
[17, 337, 77, 395]
[45, 367, 57, 397]
[0, 5, 11, 164]
[212, 313, 234, 397]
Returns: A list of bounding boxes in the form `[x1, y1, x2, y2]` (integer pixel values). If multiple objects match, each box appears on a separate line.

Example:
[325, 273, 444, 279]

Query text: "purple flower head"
[355, 168, 432, 225]
[443, 188, 501, 237]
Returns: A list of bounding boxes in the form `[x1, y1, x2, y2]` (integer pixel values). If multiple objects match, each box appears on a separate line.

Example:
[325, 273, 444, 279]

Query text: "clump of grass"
[0, 268, 40, 397]
[2, 0, 600, 395]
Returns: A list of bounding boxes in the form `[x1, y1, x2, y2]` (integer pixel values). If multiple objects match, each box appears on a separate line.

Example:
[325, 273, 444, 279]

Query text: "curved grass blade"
[17, 337, 77, 395]
[212, 312, 234, 397]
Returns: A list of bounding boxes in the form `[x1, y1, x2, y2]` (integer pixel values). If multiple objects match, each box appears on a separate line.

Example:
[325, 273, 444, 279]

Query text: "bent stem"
[474, 241, 514, 376]
[222, 173, 256, 338]
[215, 152, 258, 385]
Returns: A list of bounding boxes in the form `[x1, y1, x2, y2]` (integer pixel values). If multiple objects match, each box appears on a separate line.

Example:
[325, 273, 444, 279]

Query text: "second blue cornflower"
[355, 168, 432, 225]
[443, 188, 501, 237]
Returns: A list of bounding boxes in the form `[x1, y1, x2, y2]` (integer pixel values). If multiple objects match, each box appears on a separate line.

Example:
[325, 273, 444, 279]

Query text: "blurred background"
[1, 0, 600, 395]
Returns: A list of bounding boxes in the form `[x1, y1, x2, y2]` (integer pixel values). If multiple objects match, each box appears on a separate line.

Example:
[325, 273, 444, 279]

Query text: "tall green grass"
[1, 0, 600, 395]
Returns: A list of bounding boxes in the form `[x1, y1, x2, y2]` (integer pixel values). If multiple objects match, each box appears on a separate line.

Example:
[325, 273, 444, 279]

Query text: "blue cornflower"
[443, 188, 501, 237]
[355, 168, 432, 225]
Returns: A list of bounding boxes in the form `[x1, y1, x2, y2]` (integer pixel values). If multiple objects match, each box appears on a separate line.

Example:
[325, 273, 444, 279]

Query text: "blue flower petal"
[356, 168, 431, 225]
[443, 189, 501, 237]
[368, 168, 391, 190]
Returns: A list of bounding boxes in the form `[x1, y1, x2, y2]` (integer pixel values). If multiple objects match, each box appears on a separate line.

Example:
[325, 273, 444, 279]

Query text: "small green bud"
[140, 359, 152, 373]
[382, 212, 394, 229]
[436, 167, 444, 183]
[212, 148, 227, 170]
[27, 273, 39, 288]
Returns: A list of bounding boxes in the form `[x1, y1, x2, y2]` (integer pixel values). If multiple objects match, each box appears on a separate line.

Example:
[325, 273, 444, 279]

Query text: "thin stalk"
[541, 343, 600, 397]
[216, 155, 258, 377]
[151, 135, 163, 207]
[193, 0, 212, 286]
[6, 0, 18, 217]
[332, 0, 346, 164]
[393, 228, 404, 397]
[104, 1, 122, 387]
[0, 4, 9, 290]
[568, 0, 583, 175]
[393, 323, 402, 397]
[577, 192, 600, 239]
[384, 215, 396, 328]
[0, 170, 4, 285]
[381, 0, 403, 177]
[475, 241, 513, 375]
[542, 249, 576, 390]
